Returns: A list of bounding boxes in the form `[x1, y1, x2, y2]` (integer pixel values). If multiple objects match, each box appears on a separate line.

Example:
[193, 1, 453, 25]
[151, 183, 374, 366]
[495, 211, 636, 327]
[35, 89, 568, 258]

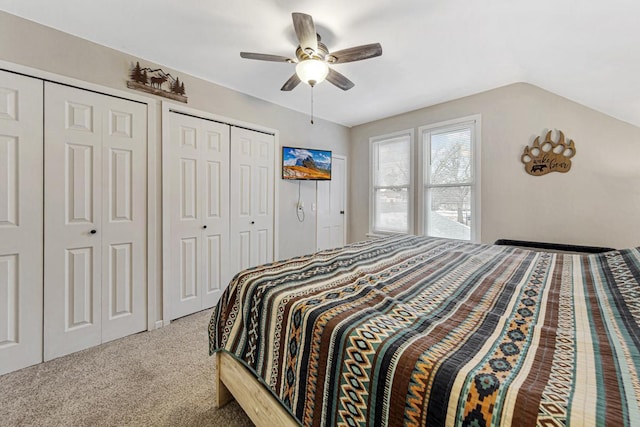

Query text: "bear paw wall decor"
[521, 130, 576, 176]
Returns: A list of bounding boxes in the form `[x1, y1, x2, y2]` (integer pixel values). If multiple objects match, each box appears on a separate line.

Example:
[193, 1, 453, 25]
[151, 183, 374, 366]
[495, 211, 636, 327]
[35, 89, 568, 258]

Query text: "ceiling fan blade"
[281, 74, 301, 91]
[240, 52, 294, 63]
[327, 43, 383, 64]
[326, 68, 355, 91]
[292, 12, 318, 54]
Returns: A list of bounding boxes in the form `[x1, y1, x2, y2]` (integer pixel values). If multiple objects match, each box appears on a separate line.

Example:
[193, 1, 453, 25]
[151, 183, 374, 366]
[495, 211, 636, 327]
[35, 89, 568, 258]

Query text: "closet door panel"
[204, 235, 222, 297]
[238, 231, 251, 271]
[167, 112, 229, 319]
[44, 83, 147, 359]
[0, 136, 17, 226]
[101, 98, 147, 343]
[165, 110, 273, 319]
[44, 83, 102, 360]
[168, 116, 203, 319]
[201, 125, 229, 308]
[0, 71, 43, 375]
[256, 229, 269, 266]
[230, 127, 274, 277]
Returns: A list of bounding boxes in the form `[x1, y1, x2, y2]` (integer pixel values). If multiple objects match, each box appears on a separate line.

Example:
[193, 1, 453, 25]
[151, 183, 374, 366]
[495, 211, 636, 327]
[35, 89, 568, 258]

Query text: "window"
[369, 131, 413, 235]
[420, 116, 480, 241]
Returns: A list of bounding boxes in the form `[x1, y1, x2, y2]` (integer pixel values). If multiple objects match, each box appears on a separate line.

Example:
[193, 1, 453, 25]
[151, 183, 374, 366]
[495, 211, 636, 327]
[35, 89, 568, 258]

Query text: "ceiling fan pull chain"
[310, 86, 314, 125]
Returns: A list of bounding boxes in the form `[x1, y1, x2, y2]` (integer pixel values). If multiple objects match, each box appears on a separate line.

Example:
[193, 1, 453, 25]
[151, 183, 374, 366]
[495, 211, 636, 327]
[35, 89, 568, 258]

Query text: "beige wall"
[4, 11, 640, 263]
[349, 83, 640, 249]
[0, 11, 351, 324]
[0, 11, 350, 262]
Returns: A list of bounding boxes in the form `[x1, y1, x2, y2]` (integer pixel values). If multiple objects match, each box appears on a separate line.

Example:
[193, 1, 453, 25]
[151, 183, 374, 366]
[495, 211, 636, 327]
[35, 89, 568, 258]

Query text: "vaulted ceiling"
[1, 0, 639, 128]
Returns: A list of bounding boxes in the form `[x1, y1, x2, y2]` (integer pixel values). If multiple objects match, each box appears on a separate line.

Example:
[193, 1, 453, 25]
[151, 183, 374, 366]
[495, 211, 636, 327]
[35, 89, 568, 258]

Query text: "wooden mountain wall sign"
[521, 130, 576, 176]
[127, 62, 187, 103]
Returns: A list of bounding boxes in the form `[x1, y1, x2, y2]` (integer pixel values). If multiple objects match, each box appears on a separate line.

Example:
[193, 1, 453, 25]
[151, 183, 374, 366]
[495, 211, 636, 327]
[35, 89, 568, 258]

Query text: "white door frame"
[0, 60, 159, 331]
[161, 101, 279, 325]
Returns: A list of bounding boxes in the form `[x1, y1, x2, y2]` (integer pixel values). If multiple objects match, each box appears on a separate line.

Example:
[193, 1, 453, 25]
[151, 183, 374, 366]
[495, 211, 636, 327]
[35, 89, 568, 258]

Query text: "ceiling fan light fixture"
[240, 13, 380, 93]
[295, 59, 329, 87]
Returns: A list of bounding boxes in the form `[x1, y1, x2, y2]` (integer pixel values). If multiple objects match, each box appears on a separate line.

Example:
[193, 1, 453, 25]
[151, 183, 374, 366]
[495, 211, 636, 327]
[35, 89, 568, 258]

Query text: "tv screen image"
[282, 146, 332, 180]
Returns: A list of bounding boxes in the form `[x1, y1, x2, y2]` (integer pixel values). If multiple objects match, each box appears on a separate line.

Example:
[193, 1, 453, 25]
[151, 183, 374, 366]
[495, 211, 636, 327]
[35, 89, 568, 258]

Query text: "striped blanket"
[208, 235, 640, 426]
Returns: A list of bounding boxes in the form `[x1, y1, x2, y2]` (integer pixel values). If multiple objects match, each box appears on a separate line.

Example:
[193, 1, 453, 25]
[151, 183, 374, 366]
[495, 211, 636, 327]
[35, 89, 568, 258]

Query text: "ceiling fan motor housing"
[296, 35, 329, 62]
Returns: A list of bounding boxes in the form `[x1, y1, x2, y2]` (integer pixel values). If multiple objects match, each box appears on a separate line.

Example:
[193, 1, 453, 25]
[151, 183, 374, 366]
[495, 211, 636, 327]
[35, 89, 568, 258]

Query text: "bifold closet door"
[0, 71, 43, 375]
[167, 112, 230, 320]
[229, 127, 274, 276]
[44, 82, 147, 360]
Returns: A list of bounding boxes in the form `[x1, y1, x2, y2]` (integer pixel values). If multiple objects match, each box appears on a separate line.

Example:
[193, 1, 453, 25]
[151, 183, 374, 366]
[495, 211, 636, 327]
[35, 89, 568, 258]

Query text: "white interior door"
[100, 94, 147, 343]
[229, 127, 274, 276]
[166, 112, 230, 320]
[201, 120, 231, 309]
[44, 82, 147, 360]
[0, 70, 43, 375]
[44, 83, 102, 359]
[317, 155, 347, 250]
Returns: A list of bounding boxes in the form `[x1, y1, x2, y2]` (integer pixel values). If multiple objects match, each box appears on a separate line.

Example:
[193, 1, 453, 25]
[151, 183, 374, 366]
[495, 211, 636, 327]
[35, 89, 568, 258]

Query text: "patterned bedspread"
[208, 235, 640, 426]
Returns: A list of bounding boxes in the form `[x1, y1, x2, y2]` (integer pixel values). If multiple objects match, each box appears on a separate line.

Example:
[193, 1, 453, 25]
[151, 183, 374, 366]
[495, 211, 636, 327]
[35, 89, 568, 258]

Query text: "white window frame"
[368, 129, 414, 236]
[418, 115, 481, 242]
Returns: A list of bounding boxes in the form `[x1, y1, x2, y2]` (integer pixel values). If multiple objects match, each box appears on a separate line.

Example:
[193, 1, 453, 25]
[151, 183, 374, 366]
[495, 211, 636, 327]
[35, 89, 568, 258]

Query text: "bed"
[208, 235, 640, 426]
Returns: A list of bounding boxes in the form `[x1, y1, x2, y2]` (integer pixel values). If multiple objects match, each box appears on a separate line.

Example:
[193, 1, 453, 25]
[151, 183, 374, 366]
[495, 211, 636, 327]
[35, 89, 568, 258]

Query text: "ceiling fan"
[240, 12, 382, 91]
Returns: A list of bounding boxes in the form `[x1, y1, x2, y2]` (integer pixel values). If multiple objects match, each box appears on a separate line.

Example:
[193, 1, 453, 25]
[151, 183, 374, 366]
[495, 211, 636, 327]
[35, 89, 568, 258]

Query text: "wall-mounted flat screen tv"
[282, 146, 332, 180]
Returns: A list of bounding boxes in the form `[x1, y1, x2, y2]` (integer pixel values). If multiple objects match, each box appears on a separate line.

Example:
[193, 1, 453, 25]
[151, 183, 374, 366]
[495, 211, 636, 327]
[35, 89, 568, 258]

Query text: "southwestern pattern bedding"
[208, 235, 640, 426]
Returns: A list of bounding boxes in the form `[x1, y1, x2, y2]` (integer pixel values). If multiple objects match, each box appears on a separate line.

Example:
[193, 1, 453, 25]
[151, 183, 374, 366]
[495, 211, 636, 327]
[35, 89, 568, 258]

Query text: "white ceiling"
[2, 0, 639, 128]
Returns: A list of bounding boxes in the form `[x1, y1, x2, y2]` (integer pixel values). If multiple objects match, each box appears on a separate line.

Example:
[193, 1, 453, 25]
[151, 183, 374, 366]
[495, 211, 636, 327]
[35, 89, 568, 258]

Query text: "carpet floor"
[0, 309, 253, 426]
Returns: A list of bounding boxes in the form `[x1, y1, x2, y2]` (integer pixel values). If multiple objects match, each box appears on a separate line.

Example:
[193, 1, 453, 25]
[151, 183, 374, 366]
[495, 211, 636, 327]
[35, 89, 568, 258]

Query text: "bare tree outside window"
[370, 119, 479, 240]
[424, 127, 474, 240]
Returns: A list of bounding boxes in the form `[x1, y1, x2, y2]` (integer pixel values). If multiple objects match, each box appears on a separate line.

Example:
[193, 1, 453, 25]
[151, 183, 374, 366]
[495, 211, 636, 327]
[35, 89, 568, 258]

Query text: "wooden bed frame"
[215, 351, 300, 427]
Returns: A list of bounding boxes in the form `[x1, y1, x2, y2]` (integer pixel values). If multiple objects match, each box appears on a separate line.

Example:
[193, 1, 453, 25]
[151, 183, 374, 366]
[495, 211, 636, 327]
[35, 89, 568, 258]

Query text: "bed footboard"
[215, 351, 300, 427]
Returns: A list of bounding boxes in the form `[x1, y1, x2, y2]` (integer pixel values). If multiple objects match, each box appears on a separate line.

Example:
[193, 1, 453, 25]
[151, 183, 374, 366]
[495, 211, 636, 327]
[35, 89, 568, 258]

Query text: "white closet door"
[44, 84, 102, 359]
[317, 155, 347, 250]
[44, 83, 147, 360]
[167, 112, 230, 320]
[201, 120, 230, 308]
[0, 71, 43, 375]
[230, 127, 274, 276]
[100, 95, 147, 343]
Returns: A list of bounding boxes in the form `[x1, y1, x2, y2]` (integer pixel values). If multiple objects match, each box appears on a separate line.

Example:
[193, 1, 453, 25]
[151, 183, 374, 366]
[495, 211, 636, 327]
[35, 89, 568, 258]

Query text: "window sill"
[366, 231, 411, 240]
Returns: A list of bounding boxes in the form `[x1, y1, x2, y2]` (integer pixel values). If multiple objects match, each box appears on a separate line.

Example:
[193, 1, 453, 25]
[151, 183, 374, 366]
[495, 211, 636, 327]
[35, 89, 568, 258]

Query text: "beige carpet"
[0, 310, 253, 426]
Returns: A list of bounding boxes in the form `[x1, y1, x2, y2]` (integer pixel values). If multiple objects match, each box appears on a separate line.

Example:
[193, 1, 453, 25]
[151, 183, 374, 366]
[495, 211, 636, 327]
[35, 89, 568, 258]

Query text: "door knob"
[90, 229, 97, 234]
[251, 221, 255, 225]
[203, 225, 207, 229]
[340, 211, 345, 214]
